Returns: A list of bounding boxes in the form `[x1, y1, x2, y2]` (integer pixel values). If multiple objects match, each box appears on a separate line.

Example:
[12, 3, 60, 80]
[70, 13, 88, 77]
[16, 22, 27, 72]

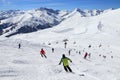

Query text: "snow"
[58, 10, 69, 17]
[0, 8, 120, 80]
[0, 8, 115, 36]
[0, 9, 62, 36]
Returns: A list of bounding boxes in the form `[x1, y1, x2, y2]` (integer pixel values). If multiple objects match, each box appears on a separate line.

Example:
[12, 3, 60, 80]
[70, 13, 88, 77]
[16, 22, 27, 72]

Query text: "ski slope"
[0, 8, 120, 80]
[0, 37, 120, 80]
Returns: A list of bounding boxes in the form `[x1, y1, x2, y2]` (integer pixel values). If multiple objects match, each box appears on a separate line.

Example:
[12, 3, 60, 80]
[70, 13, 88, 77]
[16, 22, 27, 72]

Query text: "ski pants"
[41, 54, 47, 58]
[64, 65, 72, 72]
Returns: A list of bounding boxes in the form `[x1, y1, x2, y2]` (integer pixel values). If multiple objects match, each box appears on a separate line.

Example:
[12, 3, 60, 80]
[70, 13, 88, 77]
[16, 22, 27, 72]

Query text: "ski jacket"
[85, 52, 88, 56]
[59, 57, 72, 66]
[40, 49, 45, 54]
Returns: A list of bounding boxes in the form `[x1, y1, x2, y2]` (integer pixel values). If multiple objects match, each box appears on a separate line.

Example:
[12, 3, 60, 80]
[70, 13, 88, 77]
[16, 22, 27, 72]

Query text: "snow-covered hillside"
[0, 8, 115, 37]
[0, 8, 62, 37]
[0, 8, 120, 80]
[11, 8, 120, 43]
[1, 35, 120, 80]
[0, 10, 25, 20]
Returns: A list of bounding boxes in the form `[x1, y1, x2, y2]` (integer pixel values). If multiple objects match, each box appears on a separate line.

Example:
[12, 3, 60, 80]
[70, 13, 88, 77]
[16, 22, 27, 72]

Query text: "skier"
[52, 48, 54, 53]
[83, 48, 85, 52]
[88, 45, 91, 48]
[68, 49, 71, 55]
[40, 48, 47, 58]
[59, 54, 72, 72]
[84, 52, 88, 59]
[88, 53, 91, 58]
[99, 44, 102, 48]
[64, 42, 67, 48]
[18, 43, 21, 49]
[79, 51, 81, 55]
[99, 54, 101, 57]
[103, 55, 106, 59]
[111, 56, 113, 58]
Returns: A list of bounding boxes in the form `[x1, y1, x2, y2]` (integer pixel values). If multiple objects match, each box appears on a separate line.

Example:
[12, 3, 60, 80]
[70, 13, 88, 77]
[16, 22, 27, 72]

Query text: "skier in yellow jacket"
[59, 54, 72, 72]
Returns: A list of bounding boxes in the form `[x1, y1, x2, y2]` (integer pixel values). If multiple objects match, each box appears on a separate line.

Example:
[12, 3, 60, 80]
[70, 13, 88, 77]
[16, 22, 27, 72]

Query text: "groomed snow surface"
[0, 8, 120, 80]
[0, 33, 120, 80]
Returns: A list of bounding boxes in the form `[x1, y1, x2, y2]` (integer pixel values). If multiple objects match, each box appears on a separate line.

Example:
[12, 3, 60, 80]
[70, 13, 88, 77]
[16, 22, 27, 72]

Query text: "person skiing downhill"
[59, 54, 72, 72]
[40, 48, 47, 58]
[84, 52, 88, 59]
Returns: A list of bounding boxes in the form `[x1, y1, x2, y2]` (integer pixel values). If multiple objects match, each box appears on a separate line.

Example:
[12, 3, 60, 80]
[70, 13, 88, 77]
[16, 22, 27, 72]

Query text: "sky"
[0, 0, 120, 11]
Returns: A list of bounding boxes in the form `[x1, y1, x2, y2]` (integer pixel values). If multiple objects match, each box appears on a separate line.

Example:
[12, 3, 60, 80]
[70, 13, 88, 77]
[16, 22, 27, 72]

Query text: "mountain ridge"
[0, 7, 118, 37]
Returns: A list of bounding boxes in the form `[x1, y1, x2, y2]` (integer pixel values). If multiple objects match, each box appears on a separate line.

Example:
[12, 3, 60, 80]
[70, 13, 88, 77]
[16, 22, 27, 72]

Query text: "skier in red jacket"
[40, 48, 47, 58]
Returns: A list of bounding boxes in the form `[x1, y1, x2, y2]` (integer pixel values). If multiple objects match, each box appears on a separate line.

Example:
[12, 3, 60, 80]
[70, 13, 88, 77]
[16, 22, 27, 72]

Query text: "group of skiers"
[39, 47, 93, 73]
[39, 48, 73, 72]
[17, 42, 91, 73]
[17, 42, 112, 73]
[17, 43, 73, 72]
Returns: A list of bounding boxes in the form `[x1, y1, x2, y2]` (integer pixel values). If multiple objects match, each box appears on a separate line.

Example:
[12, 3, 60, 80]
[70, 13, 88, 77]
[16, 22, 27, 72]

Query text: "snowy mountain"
[48, 8, 120, 38]
[0, 8, 115, 37]
[0, 10, 25, 20]
[0, 8, 62, 37]
[10, 8, 120, 45]
[64, 8, 104, 18]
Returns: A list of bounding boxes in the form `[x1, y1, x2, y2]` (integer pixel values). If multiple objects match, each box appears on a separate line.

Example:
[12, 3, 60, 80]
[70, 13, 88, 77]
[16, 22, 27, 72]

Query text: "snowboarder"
[64, 42, 67, 48]
[40, 48, 47, 58]
[18, 43, 21, 49]
[84, 52, 88, 59]
[52, 48, 54, 53]
[59, 54, 72, 72]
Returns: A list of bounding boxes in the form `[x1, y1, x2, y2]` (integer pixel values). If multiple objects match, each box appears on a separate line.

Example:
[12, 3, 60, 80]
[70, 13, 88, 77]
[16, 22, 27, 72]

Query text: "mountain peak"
[73, 8, 83, 12]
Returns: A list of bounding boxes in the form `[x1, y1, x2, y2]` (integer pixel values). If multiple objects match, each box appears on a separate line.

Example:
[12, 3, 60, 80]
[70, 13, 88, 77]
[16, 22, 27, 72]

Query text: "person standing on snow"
[52, 48, 54, 53]
[88, 45, 91, 48]
[68, 49, 71, 55]
[18, 43, 21, 49]
[59, 54, 72, 72]
[88, 53, 91, 58]
[64, 42, 67, 48]
[40, 48, 47, 58]
[99, 44, 102, 48]
[79, 51, 81, 55]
